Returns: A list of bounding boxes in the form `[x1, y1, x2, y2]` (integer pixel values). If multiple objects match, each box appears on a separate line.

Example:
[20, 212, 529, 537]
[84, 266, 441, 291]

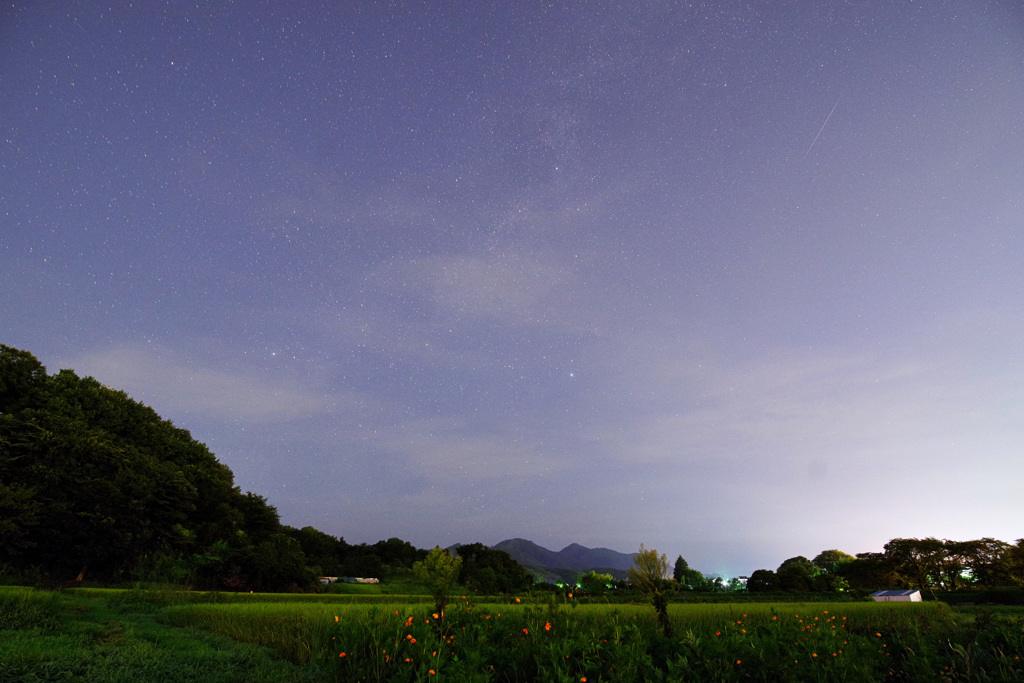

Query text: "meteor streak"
[804, 97, 840, 159]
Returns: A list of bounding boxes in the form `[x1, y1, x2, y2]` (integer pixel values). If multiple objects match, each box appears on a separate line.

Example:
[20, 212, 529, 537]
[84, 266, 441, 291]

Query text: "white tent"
[870, 589, 922, 602]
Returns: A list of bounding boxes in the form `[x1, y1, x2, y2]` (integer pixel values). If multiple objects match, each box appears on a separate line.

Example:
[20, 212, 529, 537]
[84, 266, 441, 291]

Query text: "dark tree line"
[452, 542, 533, 594]
[0, 345, 438, 591]
[746, 551, 852, 593]
[669, 555, 742, 592]
[845, 537, 1024, 592]
[285, 527, 427, 580]
[746, 540, 1024, 593]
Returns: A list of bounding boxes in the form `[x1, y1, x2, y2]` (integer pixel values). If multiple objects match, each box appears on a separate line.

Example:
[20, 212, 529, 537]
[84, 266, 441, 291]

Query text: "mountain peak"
[492, 539, 637, 575]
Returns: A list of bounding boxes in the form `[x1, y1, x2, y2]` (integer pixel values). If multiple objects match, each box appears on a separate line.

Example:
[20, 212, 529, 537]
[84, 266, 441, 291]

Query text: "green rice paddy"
[2, 586, 1022, 681]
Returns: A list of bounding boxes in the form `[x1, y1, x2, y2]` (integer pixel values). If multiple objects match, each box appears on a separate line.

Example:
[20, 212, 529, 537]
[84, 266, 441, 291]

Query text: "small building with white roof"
[870, 589, 922, 602]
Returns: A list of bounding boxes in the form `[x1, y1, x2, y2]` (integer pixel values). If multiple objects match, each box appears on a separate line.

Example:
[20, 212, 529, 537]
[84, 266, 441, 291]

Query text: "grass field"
[2, 586, 1022, 681]
[0, 586, 322, 682]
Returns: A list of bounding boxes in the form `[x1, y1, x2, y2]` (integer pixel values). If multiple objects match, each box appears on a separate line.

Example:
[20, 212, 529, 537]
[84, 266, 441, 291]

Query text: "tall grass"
[0, 587, 324, 682]
[10, 587, 1018, 681]
[161, 601, 337, 664]
[0, 586, 64, 631]
[163, 596, 1024, 681]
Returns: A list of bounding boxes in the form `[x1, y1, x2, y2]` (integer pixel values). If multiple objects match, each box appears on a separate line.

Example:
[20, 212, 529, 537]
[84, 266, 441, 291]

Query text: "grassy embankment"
[0, 586, 327, 682]
[3, 585, 1023, 682]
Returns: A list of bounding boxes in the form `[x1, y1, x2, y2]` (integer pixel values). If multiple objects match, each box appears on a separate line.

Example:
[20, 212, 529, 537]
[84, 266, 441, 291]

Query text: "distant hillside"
[491, 539, 637, 582]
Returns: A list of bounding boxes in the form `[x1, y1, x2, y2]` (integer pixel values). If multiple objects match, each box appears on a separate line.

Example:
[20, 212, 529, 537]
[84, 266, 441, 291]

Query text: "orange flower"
[736, 660, 741, 665]
[715, 631, 721, 636]
[545, 621, 552, 631]
[339, 653, 346, 657]
[429, 670, 436, 675]
[515, 597, 521, 603]
[334, 615, 339, 622]
[523, 628, 529, 635]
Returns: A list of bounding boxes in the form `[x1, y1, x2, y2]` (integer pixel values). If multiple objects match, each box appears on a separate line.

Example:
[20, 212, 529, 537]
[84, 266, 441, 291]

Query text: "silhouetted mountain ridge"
[490, 538, 636, 581]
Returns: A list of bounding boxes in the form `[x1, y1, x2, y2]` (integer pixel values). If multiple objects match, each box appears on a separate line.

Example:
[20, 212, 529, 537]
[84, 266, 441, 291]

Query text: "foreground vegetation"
[3, 586, 1023, 682]
[0, 586, 322, 682]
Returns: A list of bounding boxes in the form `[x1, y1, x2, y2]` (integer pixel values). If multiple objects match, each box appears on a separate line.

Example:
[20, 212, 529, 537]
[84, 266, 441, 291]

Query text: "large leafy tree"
[1, 348, 198, 579]
[372, 537, 427, 569]
[672, 555, 688, 582]
[0, 345, 48, 411]
[1, 346, 52, 561]
[455, 542, 532, 593]
[1005, 539, 1024, 585]
[0, 345, 315, 589]
[840, 552, 906, 590]
[746, 569, 777, 592]
[287, 526, 350, 576]
[628, 544, 673, 637]
[413, 546, 462, 621]
[809, 550, 854, 592]
[776, 556, 817, 592]
[944, 538, 1011, 588]
[883, 537, 946, 592]
[812, 549, 855, 574]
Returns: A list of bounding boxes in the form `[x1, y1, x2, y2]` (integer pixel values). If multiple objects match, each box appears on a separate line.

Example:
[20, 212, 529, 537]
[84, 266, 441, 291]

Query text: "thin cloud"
[65, 346, 341, 422]
[396, 248, 585, 329]
[588, 345, 1020, 468]
[373, 416, 564, 482]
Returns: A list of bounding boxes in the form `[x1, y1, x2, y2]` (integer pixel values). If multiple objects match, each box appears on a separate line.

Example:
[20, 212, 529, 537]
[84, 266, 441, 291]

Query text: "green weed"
[5, 588, 1023, 682]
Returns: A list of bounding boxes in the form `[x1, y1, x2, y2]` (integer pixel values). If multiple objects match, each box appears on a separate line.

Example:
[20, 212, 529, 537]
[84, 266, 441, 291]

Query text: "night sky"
[3, 1, 1023, 577]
